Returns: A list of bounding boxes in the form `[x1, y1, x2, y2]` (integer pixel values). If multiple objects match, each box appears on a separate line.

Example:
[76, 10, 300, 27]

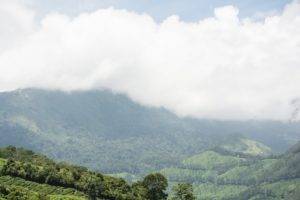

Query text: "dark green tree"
[85, 174, 104, 200]
[44, 166, 60, 185]
[0, 184, 9, 196]
[171, 183, 196, 200]
[142, 173, 168, 200]
[132, 181, 148, 200]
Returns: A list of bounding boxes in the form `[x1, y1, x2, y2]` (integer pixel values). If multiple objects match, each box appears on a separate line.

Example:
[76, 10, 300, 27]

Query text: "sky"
[0, 0, 300, 121]
[23, 0, 292, 22]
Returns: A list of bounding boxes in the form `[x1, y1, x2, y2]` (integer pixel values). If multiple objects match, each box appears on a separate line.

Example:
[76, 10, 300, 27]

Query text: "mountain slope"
[161, 142, 300, 200]
[0, 146, 165, 200]
[1, 144, 299, 200]
[0, 89, 299, 174]
[0, 89, 212, 173]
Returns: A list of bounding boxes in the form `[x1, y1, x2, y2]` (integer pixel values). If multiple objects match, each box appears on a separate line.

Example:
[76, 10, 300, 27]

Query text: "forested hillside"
[0, 89, 300, 199]
[0, 89, 299, 175]
[0, 143, 299, 200]
[161, 142, 300, 199]
[0, 146, 173, 200]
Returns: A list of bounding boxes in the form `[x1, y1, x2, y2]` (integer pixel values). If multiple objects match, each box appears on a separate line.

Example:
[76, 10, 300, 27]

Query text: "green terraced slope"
[161, 142, 300, 200]
[0, 176, 86, 199]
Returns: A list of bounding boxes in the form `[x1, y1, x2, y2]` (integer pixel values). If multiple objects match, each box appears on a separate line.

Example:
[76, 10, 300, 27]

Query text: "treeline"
[0, 146, 196, 200]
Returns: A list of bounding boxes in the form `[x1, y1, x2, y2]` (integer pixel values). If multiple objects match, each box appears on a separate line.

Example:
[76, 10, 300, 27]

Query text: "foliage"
[162, 142, 300, 199]
[161, 167, 215, 183]
[0, 146, 174, 200]
[0, 176, 84, 197]
[171, 183, 196, 200]
[193, 183, 248, 200]
[142, 173, 168, 200]
[182, 151, 245, 172]
[0, 89, 300, 199]
[1, 142, 299, 200]
[0, 89, 299, 175]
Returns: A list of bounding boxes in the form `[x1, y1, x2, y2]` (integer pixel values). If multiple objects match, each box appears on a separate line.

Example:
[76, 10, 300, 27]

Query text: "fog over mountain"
[1, 0, 300, 120]
[0, 89, 299, 173]
[1, 1, 300, 199]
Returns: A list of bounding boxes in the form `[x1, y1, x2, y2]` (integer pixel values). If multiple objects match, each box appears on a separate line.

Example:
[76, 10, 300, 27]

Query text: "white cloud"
[0, 0, 300, 120]
[0, 0, 35, 53]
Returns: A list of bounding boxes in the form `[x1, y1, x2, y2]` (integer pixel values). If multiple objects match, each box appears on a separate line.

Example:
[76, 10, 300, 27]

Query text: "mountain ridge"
[0, 88, 299, 174]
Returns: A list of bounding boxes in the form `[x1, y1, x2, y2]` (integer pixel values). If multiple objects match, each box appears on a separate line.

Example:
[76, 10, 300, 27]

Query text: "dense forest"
[0, 146, 198, 200]
[0, 89, 299, 199]
[0, 89, 299, 174]
[0, 142, 299, 199]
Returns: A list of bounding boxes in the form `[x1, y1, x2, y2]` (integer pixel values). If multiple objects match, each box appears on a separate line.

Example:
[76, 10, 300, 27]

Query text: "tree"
[85, 174, 104, 200]
[23, 162, 35, 180]
[142, 173, 168, 200]
[44, 166, 60, 185]
[0, 184, 9, 196]
[171, 183, 196, 200]
[132, 181, 148, 200]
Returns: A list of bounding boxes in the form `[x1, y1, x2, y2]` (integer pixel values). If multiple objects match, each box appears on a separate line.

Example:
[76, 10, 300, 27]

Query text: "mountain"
[0, 89, 299, 175]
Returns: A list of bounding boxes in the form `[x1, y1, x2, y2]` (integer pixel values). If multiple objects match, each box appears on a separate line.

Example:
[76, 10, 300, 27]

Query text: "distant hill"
[160, 142, 300, 199]
[0, 89, 299, 174]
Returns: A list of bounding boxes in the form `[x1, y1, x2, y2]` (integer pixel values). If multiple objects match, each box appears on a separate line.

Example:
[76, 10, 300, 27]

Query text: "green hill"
[0, 142, 299, 200]
[182, 151, 245, 171]
[160, 142, 300, 199]
[219, 137, 272, 156]
[0, 146, 169, 200]
[0, 175, 86, 200]
[0, 89, 299, 175]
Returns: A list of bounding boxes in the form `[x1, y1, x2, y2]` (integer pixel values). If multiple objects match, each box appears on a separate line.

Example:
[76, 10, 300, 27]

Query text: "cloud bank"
[0, 0, 300, 120]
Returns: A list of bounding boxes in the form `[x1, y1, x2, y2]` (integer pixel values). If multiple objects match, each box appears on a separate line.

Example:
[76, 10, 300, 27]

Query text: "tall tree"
[85, 174, 104, 200]
[142, 173, 168, 200]
[171, 183, 196, 200]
